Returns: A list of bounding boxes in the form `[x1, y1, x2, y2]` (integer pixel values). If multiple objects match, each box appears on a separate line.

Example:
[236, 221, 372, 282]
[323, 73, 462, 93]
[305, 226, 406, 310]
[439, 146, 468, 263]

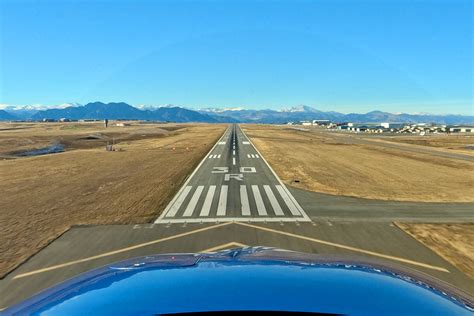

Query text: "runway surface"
[154, 124, 310, 223]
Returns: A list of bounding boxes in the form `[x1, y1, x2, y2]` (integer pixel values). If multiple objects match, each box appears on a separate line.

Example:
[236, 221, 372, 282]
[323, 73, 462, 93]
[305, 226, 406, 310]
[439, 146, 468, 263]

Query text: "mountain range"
[1, 102, 472, 124]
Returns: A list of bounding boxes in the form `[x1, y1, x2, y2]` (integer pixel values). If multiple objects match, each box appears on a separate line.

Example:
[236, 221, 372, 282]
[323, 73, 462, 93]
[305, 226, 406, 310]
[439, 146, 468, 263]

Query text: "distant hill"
[2, 102, 472, 124]
[30, 102, 218, 122]
[0, 110, 18, 121]
[151, 106, 217, 123]
[31, 102, 146, 120]
[200, 106, 474, 124]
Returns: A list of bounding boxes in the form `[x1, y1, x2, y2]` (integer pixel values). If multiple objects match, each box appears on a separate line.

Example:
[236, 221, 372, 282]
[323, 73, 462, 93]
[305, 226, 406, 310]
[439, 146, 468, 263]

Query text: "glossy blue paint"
[4, 248, 473, 315]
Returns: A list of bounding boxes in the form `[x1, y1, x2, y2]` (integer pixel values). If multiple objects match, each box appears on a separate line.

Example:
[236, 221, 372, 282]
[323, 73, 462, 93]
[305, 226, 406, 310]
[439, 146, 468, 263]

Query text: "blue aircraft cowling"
[3, 247, 473, 315]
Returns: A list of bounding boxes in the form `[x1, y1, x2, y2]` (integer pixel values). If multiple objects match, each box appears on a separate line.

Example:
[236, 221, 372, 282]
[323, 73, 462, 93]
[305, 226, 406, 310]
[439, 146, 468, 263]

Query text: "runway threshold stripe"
[275, 185, 301, 216]
[252, 185, 267, 216]
[217, 154, 221, 159]
[199, 185, 216, 217]
[217, 185, 228, 216]
[264, 185, 284, 216]
[247, 154, 250, 158]
[183, 186, 204, 217]
[165, 186, 192, 217]
[240, 185, 251, 216]
[233, 157, 236, 165]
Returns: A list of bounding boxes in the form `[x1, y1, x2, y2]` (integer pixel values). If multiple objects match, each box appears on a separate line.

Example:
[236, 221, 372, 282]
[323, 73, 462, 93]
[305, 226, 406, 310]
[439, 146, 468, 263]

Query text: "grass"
[243, 124, 474, 202]
[397, 223, 474, 280]
[0, 122, 226, 278]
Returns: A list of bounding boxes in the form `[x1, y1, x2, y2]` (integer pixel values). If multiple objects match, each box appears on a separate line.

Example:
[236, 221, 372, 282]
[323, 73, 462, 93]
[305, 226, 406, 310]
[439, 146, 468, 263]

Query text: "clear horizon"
[1, 0, 472, 115]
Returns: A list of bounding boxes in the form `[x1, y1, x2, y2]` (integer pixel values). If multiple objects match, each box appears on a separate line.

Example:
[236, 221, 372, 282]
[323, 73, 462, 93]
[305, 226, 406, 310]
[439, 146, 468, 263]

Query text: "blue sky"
[0, 0, 472, 114]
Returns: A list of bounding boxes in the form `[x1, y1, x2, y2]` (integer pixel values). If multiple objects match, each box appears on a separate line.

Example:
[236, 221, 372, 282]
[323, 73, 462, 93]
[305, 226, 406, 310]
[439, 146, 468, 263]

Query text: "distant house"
[312, 120, 330, 126]
[380, 122, 405, 129]
[448, 125, 474, 133]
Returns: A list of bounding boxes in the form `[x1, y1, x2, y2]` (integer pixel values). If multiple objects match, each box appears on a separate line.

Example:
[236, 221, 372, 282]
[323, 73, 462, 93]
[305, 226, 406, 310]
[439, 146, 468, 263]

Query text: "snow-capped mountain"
[0, 102, 472, 124]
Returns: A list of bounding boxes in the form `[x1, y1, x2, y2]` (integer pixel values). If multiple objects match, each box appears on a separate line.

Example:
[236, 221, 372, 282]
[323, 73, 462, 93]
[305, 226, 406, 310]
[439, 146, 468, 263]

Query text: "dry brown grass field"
[243, 124, 474, 202]
[397, 223, 474, 280]
[0, 122, 225, 278]
[380, 134, 474, 155]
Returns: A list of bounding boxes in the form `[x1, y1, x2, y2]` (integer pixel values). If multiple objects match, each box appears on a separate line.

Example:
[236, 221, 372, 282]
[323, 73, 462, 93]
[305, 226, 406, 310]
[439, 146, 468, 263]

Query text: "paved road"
[155, 124, 311, 223]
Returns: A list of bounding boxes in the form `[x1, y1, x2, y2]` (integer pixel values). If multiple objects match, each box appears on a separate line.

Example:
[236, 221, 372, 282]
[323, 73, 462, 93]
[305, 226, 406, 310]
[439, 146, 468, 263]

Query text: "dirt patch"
[0, 122, 225, 278]
[243, 124, 474, 202]
[397, 223, 474, 280]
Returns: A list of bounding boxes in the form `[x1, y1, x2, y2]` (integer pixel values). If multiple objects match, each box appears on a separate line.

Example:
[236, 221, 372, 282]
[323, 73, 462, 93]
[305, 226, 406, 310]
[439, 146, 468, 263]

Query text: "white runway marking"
[252, 185, 267, 216]
[264, 185, 284, 216]
[212, 167, 228, 173]
[183, 186, 204, 217]
[165, 186, 192, 218]
[255, 154, 259, 158]
[233, 150, 235, 155]
[233, 157, 236, 165]
[217, 154, 221, 158]
[275, 185, 300, 216]
[247, 154, 250, 158]
[240, 185, 250, 216]
[218, 142, 226, 145]
[217, 185, 228, 216]
[243, 141, 250, 145]
[199, 185, 216, 217]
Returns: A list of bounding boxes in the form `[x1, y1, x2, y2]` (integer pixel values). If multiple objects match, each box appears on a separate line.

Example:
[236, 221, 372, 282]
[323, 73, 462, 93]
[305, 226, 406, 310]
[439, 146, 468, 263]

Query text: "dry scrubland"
[0, 122, 225, 278]
[243, 125, 474, 202]
[397, 223, 474, 279]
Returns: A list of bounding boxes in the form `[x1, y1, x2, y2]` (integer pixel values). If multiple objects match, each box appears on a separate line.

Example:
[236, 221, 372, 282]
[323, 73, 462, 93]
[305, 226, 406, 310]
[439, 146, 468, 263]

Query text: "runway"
[154, 124, 310, 223]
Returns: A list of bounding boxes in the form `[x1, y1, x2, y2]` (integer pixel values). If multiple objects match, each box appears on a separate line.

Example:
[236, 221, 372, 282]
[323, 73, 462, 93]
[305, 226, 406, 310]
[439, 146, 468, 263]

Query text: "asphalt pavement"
[154, 124, 311, 223]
